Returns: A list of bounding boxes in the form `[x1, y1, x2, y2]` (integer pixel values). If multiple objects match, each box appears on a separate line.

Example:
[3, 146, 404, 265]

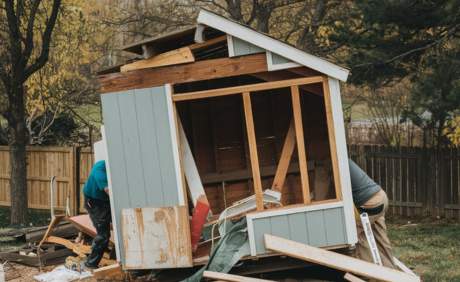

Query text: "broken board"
[121, 206, 192, 269]
[0, 244, 73, 267]
[264, 234, 420, 282]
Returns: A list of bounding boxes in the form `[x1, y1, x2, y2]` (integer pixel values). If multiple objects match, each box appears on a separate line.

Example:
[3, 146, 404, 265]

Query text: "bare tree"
[0, 0, 62, 225]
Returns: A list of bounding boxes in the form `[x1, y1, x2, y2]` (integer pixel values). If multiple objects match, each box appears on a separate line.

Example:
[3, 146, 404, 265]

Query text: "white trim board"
[165, 84, 186, 206]
[227, 34, 235, 57]
[197, 10, 349, 82]
[101, 125, 121, 262]
[247, 201, 344, 256]
[327, 77, 357, 246]
[266, 51, 301, 71]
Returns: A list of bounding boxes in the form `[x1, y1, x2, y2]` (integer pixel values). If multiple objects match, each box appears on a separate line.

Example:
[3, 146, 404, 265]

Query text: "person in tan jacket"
[348, 159, 397, 269]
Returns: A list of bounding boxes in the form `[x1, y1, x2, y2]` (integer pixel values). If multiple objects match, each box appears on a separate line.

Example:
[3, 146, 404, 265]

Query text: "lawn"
[387, 215, 460, 282]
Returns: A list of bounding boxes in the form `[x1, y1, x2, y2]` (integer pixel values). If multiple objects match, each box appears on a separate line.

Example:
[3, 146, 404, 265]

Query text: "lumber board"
[26, 222, 79, 243]
[0, 245, 73, 267]
[99, 53, 268, 94]
[291, 86, 311, 204]
[271, 118, 296, 193]
[121, 206, 192, 269]
[199, 161, 315, 184]
[37, 214, 66, 255]
[93, 263, 125, 281]
[242, 92, 264, 212]
[322, 78, 343, 201]
[121, 47, 195, 72]
[172, 76, 324, 102]
[250, 71, 323, 96]
[45, 236, 111, 259]
[203, 271, 276, 282]
[189, 35, 227, 50]
[343, 273, 366, 282]
[263, 234, 420, 282]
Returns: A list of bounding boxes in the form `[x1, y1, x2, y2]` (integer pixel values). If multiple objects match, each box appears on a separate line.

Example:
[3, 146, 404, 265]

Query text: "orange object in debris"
[190, 199, 210, 253]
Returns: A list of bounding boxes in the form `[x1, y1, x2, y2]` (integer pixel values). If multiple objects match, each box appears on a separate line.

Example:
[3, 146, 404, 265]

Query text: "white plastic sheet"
[34, 265, 92, 282]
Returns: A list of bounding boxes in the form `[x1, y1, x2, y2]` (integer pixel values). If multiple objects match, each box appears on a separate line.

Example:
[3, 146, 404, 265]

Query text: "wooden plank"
[321, 78, 343, 201]
[121, 206, 192, 269]
[250, 71, 323, 96]
[344, 273, 366, 282]
[200, 161, 315, 184]
[93, 263, 125, 281]
[121, 47, 195, 72]
[44, 236, 74, 250]
[242, 92, 264, 212]
[173, 76, 324, 102]
[189, 35, 227, 50]
[291, 86, 310, 204]
[203, 271, 277, 282]
[99, 53, 268, 94]
[271, 118, 296, 193]
[264, 234, 420, 282]
[37, 215, 66, 254]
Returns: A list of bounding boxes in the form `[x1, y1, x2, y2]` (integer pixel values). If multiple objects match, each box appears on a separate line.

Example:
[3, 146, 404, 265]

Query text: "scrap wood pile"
[0, 213, 124, 281]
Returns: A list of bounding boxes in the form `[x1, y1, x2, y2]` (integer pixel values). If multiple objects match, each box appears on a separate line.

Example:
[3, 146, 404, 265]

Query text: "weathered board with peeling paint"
[121, 206, 192, 269]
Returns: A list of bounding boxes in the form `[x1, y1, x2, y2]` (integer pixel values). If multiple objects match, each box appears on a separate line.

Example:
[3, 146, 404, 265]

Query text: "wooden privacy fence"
[0, 146, 94, 215]
[349, 145, 460, 219]
[0, 145, 459, 218]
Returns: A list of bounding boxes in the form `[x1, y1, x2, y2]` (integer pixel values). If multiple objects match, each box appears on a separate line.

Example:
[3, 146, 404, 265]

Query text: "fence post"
[429, 148, 437, 216]
[75, 146, 81, 215]
[438, 148, 446, 217]
[70, 147, 78, 216]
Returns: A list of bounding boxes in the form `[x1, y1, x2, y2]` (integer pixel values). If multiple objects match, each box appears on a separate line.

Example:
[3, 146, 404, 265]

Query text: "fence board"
[0, 145, 459, 218]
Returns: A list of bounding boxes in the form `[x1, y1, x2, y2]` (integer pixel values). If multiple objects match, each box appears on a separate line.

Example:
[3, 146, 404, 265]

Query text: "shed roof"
[197, 10, 349, 82]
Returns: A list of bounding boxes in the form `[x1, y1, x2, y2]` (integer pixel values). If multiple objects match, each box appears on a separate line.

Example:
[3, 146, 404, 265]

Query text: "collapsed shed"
[97, 9, 357, 273]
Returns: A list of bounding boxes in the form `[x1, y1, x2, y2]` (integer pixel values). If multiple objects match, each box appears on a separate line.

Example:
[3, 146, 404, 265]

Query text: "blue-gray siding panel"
[305, 210, 328, 247]
[252, 207, 348, 255]
[272, 52, 293, 65]
[233, 37, 264, 56]
[252, 218, 273, 255]
[324, 208, 347, 246]
[101, 86, 181, 268]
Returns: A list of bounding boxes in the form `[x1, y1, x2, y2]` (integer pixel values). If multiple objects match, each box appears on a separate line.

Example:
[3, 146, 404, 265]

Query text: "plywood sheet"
[121, 206, 192, 269]
[66, 214, 115, 244]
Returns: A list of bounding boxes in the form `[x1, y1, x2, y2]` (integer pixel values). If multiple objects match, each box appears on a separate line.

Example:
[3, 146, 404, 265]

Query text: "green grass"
[0, 209, 52, 228]
[387, 215, 460, 282]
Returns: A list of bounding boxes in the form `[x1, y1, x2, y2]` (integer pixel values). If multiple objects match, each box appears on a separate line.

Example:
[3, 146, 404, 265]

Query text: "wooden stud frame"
[291, 86, 311, 204]
[171, 75, 345, 211]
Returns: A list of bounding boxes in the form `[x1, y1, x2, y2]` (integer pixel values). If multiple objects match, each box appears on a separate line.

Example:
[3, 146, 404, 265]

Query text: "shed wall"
[101, 86, 183, 268]
[248, 206, 347, 255]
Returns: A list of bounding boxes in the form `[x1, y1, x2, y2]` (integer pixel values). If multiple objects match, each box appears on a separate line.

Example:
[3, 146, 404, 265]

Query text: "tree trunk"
[8, 86, 28, 226]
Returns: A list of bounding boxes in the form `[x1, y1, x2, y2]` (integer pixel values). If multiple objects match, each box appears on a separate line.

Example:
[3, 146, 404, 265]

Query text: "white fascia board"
[197, 10, 349, 82]
[165, 84, 186, 206]
[266, 51, 302, 71]
[101, 125, 121, 262]
[328, 77, 357, 245]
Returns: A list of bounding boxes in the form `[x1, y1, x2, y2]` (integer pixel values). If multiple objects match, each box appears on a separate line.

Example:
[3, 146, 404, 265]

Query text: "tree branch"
[22, 0, 62, 83]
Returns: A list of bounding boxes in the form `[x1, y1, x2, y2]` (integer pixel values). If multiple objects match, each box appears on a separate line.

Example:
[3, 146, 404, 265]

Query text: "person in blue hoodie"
[348, 159, 396, 269]
[82, 160, 111, 270]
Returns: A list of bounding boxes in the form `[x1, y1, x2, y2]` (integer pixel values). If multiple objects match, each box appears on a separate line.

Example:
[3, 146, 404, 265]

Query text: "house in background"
[97, 9, 356, 272]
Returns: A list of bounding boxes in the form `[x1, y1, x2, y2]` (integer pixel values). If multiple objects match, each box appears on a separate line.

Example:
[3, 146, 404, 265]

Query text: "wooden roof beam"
[250, 70, 324, 96]
[172, 76, 324, 102]
[99, 53, 268, 94]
